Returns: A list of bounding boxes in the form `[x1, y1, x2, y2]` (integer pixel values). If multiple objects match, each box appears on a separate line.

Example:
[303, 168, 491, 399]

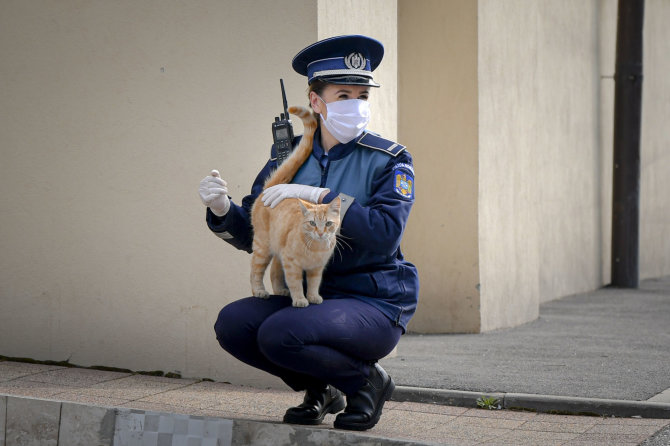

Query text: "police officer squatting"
[198, 35, 419, 431]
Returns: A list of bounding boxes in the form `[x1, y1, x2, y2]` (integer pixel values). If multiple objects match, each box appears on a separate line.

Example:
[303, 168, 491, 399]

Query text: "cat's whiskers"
[332, 235, 354, 262]
[332, 239, 345, 262]
[337, 233, 352, 241]
[304, 237, 313, 255]
[336, 236, 352, 251]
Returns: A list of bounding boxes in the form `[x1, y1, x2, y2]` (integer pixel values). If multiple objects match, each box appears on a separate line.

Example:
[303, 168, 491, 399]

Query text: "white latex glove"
[262, 184, 330, 209]
[199, 170, 230, 217]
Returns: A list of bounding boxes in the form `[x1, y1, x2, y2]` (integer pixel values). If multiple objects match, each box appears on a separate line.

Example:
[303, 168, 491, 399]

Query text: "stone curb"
[392, 385, 670, 419]
[391, 386, 505, 408]
[504, 393, 670, 419]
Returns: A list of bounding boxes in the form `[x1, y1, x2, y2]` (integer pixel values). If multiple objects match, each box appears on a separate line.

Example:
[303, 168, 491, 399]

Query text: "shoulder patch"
[394, 169, 414, 200]
[393, 162, 415, 176]
[356, 132, 406, 157]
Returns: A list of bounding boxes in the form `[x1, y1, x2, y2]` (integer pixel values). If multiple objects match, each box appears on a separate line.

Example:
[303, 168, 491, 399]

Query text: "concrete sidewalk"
[1, 361, 669, 445]
[382, 276, 670, 420]
[1, 276, 669, 444]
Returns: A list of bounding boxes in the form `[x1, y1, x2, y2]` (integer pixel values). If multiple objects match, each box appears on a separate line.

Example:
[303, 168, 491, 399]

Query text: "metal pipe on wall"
[611, 0, 645, 288]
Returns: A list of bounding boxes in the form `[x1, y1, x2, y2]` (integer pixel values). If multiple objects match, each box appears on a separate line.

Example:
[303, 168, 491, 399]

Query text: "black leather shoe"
[283, 385, 345, 425]
[334, 363, 395, 431]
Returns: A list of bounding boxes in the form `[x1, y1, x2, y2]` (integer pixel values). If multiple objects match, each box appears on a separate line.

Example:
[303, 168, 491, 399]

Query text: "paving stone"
[598, 416, 670, 426]
[375, 410, 455, 438]
[26, 367, 132, 387]
[0, 378, 76, 399]
[210, 397, 289, 418]
[572, 432, 653, 443]
[387, 425, 485, 445]
[447, 415, 526, 430]
[58, 402, 115, 446]
[533, 412, 604, 424]
[496, 428, 578, 445]
[392, 401, 470, 416]
[0, 362, 66, 382]
[460, 408, 538, 420]
[136, 381, 250, 409]
[53, 390, 132, 407]
[429, 424, 510, 443]
[78, 374, 197, 400]
[427, 437, 478, 446]
[6, 396, 61, 446]
[586, 421, 667, 436]
[563, 441, 638, 446]
[516, 420, 594, 433]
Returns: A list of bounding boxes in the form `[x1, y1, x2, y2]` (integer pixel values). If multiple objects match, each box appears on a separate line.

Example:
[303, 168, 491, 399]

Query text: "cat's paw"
[292, 297, 309, 308]
[253, 289, 270, 299]
[275, 288, 290, 297]
[306, 294, 323, 304]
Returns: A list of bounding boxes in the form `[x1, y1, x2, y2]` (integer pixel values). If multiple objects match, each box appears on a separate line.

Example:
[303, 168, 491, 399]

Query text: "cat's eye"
[310, 221, 317, 226]
[325, 221, 333, 227]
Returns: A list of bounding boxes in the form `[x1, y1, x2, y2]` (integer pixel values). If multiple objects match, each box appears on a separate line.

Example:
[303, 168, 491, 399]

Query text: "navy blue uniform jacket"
[207, 127, 419, 332]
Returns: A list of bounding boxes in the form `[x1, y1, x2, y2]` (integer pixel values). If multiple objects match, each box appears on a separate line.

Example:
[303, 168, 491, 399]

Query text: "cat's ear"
[328, 197, 341, 215]
[298, 199, 309, 216]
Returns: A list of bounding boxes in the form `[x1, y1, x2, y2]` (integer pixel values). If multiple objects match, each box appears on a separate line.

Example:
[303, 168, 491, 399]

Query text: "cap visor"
[311, 75, 380, 88]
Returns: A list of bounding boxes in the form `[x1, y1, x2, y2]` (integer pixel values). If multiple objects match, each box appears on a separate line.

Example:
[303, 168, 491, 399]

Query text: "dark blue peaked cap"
[292, 35, 384, 87]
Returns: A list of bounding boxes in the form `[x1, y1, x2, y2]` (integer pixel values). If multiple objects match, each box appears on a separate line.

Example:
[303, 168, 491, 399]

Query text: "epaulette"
[356, 132, 406, 157]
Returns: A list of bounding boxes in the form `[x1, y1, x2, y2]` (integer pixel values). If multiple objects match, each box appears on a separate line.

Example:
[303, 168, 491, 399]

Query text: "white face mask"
[318, 96, 370, 144]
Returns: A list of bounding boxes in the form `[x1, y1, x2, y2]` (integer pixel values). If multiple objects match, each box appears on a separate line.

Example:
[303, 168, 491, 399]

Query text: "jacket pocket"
[371, 269, 400, 299]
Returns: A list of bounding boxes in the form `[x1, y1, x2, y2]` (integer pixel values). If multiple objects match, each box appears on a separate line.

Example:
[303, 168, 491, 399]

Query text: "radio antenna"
[280, 79, 289, 119]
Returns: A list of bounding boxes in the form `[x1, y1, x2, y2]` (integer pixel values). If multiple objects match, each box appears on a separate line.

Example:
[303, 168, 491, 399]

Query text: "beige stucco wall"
[478, 0, 604, 330]
[401, 0, 670, 333]
[318, 0, 398, 141]
[0, 0, 398, 387]
[599, 0, 617, 285]
[638, 0, 670, 278]
[478, 0, 670, 329]
[0, 0, 318, 387]
[399, 0, 606, 333]
[398, 0, 481, 333]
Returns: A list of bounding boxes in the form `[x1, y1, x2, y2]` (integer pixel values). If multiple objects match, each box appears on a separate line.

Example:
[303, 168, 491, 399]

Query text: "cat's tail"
[263, 105, 318, 189]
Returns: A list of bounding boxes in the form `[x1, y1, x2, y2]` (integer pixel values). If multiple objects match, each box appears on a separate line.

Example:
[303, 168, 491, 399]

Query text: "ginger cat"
[250, 106, 342, 307]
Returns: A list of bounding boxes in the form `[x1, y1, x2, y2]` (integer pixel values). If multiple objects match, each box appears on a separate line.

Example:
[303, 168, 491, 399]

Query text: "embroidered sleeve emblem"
[394, 170, 414, 199]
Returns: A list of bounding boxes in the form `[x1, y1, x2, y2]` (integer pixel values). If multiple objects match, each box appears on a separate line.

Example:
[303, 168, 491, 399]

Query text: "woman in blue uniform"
[198, 35, 419, 431]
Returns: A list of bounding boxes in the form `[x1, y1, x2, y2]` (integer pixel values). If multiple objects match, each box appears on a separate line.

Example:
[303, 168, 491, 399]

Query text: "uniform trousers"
[214, 295, 402, 396]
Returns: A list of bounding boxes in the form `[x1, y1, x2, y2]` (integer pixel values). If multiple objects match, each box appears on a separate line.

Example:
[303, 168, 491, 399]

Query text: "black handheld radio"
[272, 79, 294, 166]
